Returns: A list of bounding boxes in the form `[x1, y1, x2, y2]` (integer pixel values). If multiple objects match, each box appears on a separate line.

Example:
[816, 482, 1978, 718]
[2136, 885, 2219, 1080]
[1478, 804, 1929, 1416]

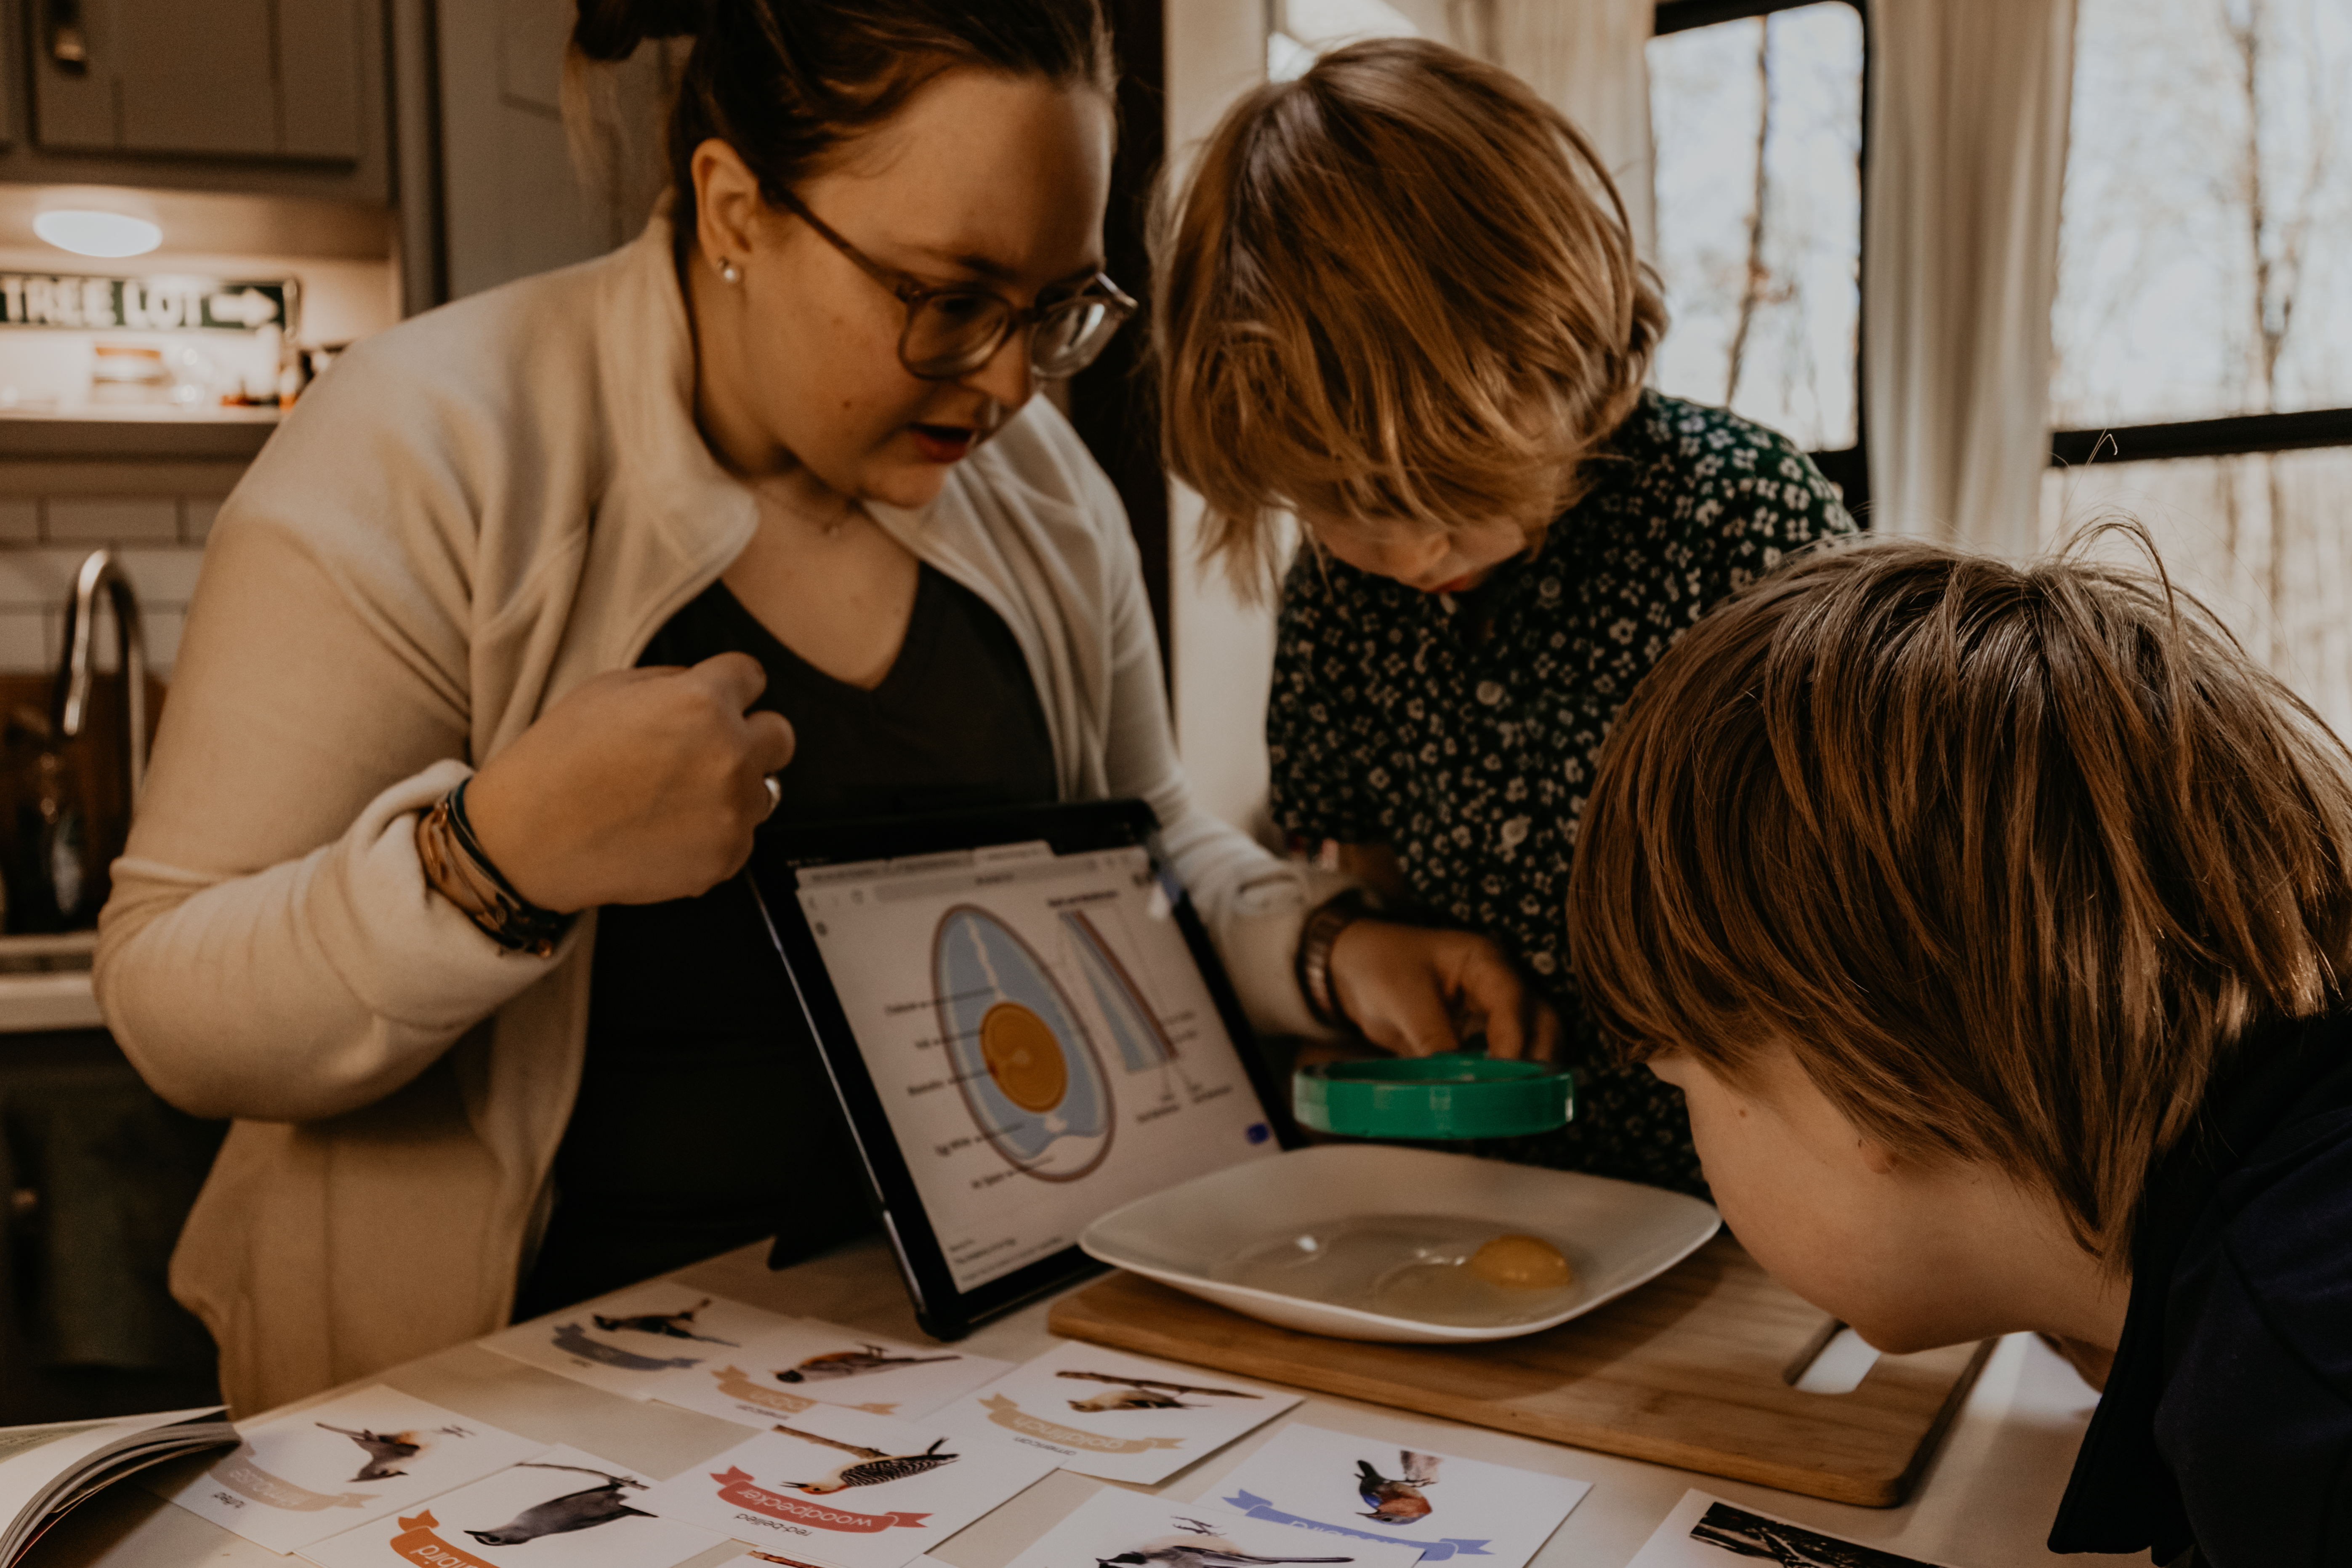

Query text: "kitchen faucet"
[51, 548, 147, 803]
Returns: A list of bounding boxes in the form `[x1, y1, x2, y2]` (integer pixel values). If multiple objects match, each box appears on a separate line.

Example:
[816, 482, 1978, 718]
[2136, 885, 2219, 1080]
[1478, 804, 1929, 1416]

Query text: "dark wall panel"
[1067, 0, 1172, 677]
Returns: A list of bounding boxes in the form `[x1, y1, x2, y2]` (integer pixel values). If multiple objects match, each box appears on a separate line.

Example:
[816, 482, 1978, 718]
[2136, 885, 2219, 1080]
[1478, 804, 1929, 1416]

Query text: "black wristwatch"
[1294, 887, 1380, 1031]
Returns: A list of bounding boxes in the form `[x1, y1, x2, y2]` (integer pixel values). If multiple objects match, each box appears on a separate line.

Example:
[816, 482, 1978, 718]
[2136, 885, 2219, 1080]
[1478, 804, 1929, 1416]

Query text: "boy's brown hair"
[1567, 531, 2352, 1263]
[1154, 37, 1665, 593]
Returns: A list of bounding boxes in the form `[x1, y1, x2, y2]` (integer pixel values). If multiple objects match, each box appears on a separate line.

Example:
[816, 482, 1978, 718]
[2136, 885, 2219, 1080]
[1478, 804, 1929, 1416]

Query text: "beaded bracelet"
[1294, 886, 1380, 1032]
[415, 778, 574, 958]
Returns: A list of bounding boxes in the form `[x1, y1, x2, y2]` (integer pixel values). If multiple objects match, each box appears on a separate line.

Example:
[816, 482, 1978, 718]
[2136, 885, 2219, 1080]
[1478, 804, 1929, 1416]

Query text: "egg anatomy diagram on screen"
[796, 840, 1279, 1291]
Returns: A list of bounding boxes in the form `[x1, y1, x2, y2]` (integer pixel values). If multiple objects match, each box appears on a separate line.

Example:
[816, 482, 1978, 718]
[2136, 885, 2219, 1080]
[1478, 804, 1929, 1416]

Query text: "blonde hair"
[1567, 527, 2352, 1265]
[1155, 37, 1666, 595]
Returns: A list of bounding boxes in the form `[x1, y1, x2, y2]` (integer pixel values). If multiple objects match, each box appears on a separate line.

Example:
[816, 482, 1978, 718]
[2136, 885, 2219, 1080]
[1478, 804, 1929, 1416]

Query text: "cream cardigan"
[95, 216, 1327, 1416]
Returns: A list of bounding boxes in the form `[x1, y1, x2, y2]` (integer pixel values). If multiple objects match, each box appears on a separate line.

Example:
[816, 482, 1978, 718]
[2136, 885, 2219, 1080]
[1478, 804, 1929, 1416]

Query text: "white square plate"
[1078, 1144, 1719, 1343]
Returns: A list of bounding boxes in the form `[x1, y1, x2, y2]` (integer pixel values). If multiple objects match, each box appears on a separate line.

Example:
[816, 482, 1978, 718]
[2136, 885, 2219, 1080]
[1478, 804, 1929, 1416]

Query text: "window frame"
[2045, 16, 2352, 474]
[1652, 0, 1873, 516]
[2049, 403, 2352, 469]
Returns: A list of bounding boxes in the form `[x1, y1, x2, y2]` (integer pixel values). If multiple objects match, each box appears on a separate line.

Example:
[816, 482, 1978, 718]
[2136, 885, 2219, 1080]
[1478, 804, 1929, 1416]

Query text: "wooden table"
[27, 1237, 2120, 1568]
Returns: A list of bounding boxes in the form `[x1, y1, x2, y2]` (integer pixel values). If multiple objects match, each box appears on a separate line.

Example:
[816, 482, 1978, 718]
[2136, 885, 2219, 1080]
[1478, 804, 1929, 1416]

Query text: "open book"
[0, 1406, 236, 1565]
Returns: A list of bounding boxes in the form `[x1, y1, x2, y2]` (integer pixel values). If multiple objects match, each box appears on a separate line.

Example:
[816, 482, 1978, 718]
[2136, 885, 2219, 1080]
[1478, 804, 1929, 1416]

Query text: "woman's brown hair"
[1567, 528, 2352, 1264]
[1156, 37, 1666, 594]
[572, 0, 1113, 237]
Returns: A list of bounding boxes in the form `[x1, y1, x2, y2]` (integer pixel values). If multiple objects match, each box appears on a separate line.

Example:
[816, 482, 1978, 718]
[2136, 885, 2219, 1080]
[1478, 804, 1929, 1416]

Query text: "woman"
[97, 1, 1539, 1414]
[1157, 38, 1856, 1194]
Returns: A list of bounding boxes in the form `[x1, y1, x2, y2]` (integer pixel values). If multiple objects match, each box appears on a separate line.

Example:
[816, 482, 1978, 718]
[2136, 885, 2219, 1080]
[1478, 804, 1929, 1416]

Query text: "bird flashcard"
[1623, 1490, 1953, 1568]
[155, 1384, 543, 1554]
[301, 1445, 722, 1568]
[1355, 1452, 1440, 1524]
[1001, 1484, 1424, 1568]
[652, 1317, 1013, 1427]
[482, 1279, 798, 1399]
[594, 1298, 740, 1344]
[929, 1339, 1300, 1485]
[1058, 1370, 1261, 1413]
[1204, 1424, 1589, 1568]
[634, 1400, 1057, 1568]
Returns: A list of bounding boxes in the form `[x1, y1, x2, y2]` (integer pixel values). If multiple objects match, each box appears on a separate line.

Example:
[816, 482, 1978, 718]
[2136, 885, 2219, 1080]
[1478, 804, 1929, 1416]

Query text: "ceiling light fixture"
[34, 209, 162, 258]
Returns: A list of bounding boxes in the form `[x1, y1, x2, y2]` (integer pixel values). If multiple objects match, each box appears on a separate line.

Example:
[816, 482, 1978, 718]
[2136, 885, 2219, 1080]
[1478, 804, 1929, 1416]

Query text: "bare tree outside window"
[1649, 3, 1863, 454]
[2052, 0, 2352, 425]
[2046, 0, 2352, 739]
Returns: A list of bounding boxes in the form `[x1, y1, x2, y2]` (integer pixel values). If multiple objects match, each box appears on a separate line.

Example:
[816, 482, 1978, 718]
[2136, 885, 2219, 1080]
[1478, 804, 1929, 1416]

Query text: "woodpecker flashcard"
[928, 1340, 1301, 1484]
[1002, 1482, 1426, 1568]
[1625, 1490, 1952, 1568]
[1199, 1424, 1590, 1568]
[633, 1400, 1057, 1566]
[653, 1318, 1015, 1428]
[482, 1280, 799, 1399]
[152, 1385, 544, 1554]
[301, 1445, 724, 1568]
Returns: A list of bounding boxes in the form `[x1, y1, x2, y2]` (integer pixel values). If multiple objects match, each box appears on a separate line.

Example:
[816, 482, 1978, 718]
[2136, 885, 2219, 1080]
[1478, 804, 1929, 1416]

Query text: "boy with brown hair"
[1567, 532, 2352, 1565]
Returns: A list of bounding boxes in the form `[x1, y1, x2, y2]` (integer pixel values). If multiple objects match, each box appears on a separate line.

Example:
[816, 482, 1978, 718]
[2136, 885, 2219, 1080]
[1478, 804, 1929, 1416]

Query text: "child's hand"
[1328, 918, 1561, 1060]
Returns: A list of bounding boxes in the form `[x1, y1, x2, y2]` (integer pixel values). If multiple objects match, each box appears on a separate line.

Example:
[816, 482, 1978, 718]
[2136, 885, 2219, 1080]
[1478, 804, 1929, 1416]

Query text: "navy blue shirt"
[2051, 1010, 2352, 1564]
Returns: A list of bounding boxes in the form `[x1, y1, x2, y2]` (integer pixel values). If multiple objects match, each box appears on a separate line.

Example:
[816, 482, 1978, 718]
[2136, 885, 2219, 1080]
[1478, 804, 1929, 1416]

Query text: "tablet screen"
[789, 833, 1283, 1296]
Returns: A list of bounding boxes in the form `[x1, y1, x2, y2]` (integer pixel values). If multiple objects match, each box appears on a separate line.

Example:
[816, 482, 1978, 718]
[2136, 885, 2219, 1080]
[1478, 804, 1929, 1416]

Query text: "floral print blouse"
[1266, 392, 1857, 1194]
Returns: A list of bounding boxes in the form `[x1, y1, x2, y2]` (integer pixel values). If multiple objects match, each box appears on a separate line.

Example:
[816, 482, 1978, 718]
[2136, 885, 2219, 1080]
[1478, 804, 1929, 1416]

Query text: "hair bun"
[572, 0, 708, 62]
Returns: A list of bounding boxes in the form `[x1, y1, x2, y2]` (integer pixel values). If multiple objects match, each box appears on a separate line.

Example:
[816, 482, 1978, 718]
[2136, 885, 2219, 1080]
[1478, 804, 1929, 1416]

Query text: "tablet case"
[746, 799, 1299, 1339]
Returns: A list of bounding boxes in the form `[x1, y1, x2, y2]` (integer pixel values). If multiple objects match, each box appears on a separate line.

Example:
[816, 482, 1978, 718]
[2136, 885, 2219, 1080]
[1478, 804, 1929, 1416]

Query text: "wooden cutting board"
[1046, 1235, 1990, 1507]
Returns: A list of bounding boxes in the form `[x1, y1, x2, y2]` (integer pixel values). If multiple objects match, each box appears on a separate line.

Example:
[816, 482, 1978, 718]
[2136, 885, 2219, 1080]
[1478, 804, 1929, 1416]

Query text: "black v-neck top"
[515, 566, 1056, 1317]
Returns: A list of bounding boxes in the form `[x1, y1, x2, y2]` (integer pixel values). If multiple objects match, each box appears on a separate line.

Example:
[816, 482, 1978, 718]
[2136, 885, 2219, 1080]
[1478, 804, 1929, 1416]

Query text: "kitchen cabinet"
[36, 0, 362, 162]
[0, 0, 389, 206]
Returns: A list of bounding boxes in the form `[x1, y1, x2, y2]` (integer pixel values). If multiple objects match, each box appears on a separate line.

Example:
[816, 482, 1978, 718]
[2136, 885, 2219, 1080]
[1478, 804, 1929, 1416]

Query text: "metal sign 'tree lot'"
[0, 273, 298, 333]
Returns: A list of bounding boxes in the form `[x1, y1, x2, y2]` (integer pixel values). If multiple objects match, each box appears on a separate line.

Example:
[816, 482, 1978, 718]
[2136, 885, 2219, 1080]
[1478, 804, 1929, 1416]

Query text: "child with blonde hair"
[1157, 37, 1853, 1190]
[1569, 532, 2352, 1564]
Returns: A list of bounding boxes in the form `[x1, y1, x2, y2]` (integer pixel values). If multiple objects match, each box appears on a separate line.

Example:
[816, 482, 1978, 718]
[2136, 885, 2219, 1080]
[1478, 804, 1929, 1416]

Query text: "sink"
[0, 932, 100, 1032]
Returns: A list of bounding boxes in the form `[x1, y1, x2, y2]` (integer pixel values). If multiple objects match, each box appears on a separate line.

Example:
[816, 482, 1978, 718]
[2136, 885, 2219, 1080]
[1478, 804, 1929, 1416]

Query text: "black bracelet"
[438, 778, 574, 955]
[1295, 887, 1380, 1032]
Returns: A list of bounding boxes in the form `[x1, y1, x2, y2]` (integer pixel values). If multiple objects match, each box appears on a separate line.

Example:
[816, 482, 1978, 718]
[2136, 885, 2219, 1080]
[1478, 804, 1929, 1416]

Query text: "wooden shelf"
[0, 414, 276, 461]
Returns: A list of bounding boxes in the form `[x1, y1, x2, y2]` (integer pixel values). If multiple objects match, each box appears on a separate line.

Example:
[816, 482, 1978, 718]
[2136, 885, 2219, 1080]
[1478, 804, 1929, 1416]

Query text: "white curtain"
[1864, 0, 2077, 554]
[1487, 0, 1657, 255]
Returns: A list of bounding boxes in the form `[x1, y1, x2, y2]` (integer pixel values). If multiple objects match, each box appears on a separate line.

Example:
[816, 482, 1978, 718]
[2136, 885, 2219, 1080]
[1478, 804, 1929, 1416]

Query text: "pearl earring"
[718, 259, 742, 284]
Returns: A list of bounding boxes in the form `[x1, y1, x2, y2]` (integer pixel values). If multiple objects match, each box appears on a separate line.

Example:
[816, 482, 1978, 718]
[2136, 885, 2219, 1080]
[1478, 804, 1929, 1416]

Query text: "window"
[1265, 0, 1482, 79]
[1648, 0, 1869, 508]
[2045, 0, 2352, 735]
[1262, 1, 1873, 505]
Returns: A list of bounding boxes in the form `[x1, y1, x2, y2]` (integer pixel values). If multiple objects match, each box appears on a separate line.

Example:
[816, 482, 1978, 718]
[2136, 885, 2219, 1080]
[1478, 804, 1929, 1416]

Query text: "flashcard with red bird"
[633, 1401, 1056, 1568]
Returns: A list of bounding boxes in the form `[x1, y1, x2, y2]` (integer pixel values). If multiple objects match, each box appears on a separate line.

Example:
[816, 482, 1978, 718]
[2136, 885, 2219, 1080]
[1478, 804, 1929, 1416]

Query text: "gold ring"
[761, 775, 783, 818]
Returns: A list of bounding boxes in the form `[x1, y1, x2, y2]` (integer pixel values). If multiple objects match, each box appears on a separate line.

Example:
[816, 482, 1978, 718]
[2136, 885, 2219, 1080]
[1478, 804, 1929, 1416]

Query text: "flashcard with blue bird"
[1201, 1424, 1590, 1568]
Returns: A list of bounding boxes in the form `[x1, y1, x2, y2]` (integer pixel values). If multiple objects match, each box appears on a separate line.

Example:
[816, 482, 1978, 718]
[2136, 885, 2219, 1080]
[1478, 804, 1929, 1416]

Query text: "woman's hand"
[1328, 918, 1561, 1060]
[460, 653, 797, 912]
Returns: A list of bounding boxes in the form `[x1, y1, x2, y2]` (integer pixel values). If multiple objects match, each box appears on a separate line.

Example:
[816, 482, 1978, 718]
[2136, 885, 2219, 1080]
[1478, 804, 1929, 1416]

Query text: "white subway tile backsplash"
[0, 545, 199, 673]
[0, 484, 222, 673]
[141, 609, 184, 671]
[0, 609, 47, 672]
[113, 547, 203, 607]
[0, 549, 84, 610]
[45, 496, 180, 544]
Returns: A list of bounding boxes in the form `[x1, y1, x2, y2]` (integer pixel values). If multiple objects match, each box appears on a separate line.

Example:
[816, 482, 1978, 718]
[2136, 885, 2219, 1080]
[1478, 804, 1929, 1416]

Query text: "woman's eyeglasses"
[775, 189, 1136, 382]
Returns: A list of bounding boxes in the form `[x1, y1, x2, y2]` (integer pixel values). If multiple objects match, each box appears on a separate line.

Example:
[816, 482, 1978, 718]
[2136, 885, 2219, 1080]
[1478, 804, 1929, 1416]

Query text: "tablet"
[746, 800, 1296, 1340]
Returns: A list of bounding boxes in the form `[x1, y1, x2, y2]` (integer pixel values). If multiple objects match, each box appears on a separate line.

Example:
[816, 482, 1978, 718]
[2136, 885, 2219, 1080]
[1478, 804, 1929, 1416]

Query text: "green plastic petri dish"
[1292, 1053, 1577, 1140]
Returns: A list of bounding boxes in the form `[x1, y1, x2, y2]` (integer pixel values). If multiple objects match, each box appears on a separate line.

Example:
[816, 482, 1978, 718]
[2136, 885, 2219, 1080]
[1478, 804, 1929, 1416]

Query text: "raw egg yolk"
[1467, 1234, 1572, 1289]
